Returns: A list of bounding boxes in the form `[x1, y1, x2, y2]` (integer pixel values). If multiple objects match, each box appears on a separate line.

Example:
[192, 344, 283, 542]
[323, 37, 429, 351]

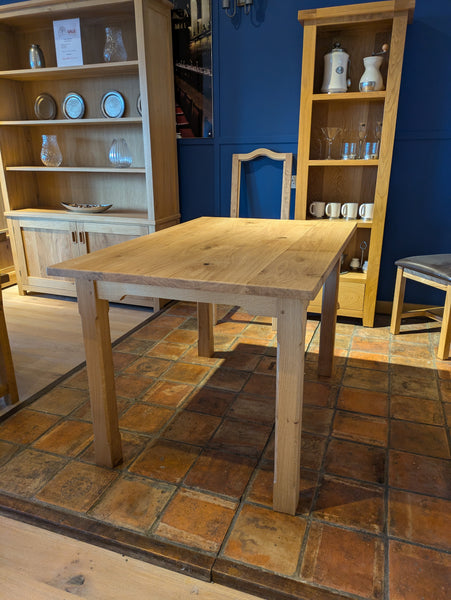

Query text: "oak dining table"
[48, 216, 356, 515]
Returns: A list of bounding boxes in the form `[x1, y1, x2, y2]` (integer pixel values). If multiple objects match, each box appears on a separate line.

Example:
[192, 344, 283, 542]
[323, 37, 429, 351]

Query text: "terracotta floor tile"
[90, 475, 174, 533]
[342, 366, 389, 393]
[185, 387, 236, 417]
[114, 374, 154, 399]
[36, 461, 117, 512]
[63, 368, 89, 390]
[347, 351, 390, 371]
[246, 465, 318, 515]
[32, 420, 93, 457]
[178, 346, 223, 366]
[163, 410, 221, 445]
[179, 316, 198, 331]
[0, 409, 59, 445]
[231, 337, 270, 354]
[337, 387, 388, 417]
[146, 341, 189, 361]
[227, 393, 275, 425]
[242, 323, 275, 340]
[218, 351, 262, 372]
[301, 522, 384, 599]
[223, 503, 306, 575]
[324, 438, 386, 485]
[242, 373, 276, 398]
[161, 362, 211, 385]
[81, 431, 148, 468]
[132, 316, 186, 341]
[31, 387, 89, 416]
[165, 302, 198, 317]
[185, 449, 256, 498]
[0, 449, 65, 497]
[0, 440, 17, 467]
[302, 406, 333, 436]
[214, 320, 248, 335]
[130, 439, 200, 483]
[437, 360, 451, 380]
[439, 378, 451, 403]
[351, 335, 389, 355]
[209, 418, 272, 458]
[141, 380, 194, 408]
[388, 489, 451, 551]
[389, 540, 450, 600]
[112, 351, 137, 372]
[119, 404, 174, 435]
[303, 381, 337, 408]
[390, 420, 450, 459]
[114, 336, 155, 355]
[123, 356, 171, 379]
[313, 475, 385, 533]
[155, 488, 237, 553]
[70, 397, 129, 424]
[390, 370, 439, 400]
[263, 432, 326, 472]
[164, 328, 198, 345]
[390, 393, 444, 425]
[207, 367, 250, 393]
[254, 355, 277, 376]
[304, 359, 345, 385]
[333, 411, 388, 446]
[391, 339, 433, 360]
[389, 450, 451, 498]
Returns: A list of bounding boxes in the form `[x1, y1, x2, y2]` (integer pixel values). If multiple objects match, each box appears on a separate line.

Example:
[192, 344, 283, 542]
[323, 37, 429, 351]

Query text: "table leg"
[318, 260, 340, 377]
[197, 302, 214, 357]
[0, 287, 18, 404]
[273, 297, 307, 515]
[76, 279, 122, 468]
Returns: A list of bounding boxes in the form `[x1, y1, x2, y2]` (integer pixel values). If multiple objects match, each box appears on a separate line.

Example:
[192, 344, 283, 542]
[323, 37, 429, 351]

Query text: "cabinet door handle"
[79, 231, 85, 244]
[71, 231, 77, 243]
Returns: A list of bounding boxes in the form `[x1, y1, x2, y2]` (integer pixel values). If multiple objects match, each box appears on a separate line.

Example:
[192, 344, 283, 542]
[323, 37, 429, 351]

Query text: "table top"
[48, 217, 356, 300]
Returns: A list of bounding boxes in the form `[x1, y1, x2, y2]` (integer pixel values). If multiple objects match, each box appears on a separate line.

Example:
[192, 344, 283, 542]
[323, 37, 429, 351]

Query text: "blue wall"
[2, 0, 450, 305]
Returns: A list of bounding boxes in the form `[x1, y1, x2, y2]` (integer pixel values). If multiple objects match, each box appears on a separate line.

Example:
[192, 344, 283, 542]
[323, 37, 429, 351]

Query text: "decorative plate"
[34, 93, 57, 120]
[137, 94, 142, 116]
[62, 93, 85, 119]
[101, 91, 125, 118]
[61, 202, 112, 213]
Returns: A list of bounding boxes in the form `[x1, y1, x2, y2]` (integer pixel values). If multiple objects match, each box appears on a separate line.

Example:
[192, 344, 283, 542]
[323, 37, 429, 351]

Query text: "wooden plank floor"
[0, 516, 260, 600]
[0, 286, 153, 412]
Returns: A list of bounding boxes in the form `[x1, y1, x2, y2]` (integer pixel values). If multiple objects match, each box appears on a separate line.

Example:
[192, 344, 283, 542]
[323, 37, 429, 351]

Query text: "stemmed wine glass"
[358, 122, 367, 159]
[321, 127, 342, 159]
[375, 120, 382, 157]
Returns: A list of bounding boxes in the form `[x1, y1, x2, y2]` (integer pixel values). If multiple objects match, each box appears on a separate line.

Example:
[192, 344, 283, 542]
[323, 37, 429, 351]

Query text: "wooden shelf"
[5, 166, 146, 173]
[308, 159, 379, 166]
[0, 118, 142, 126]
[312, 91, 386, 101]
[0, 61, 139, 82]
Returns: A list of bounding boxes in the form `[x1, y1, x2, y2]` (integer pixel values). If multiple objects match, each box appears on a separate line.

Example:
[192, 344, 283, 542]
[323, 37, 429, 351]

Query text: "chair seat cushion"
[395, 254, 451, 284]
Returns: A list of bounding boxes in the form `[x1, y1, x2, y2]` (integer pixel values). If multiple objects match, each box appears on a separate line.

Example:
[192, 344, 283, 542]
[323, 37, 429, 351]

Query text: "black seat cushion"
[395, 254, 451, 284]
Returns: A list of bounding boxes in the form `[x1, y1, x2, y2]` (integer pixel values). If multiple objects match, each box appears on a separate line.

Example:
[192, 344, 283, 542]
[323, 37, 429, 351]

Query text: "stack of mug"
[309, 201, 374, 221]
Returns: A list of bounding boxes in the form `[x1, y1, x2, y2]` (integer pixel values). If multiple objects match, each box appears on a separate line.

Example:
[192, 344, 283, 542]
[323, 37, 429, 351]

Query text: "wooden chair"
[390, 254, 451, 360]
[0, 276, 18, 403]
[230, 148, 293, 219]
[213, 148, 293, 326]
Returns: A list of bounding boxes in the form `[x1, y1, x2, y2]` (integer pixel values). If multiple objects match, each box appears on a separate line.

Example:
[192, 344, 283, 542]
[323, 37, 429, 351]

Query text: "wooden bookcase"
[295, 0, 414, 326]
[0, 0, 179, 308]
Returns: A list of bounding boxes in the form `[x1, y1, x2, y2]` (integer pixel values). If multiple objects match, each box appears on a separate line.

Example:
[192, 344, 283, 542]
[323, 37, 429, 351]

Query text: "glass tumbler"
[363, 142, 379, 160]
[40, 134, 62, 167]
[341, 141, 357, 160]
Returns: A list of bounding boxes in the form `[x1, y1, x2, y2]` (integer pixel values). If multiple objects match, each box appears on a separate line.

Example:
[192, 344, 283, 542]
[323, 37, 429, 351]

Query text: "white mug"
[350, 257, 361, 270]
[341, 202, 358, 220]
[359, 203, 374, 221]
[325, 202, 341, 219]
[309, 201, 325, 218]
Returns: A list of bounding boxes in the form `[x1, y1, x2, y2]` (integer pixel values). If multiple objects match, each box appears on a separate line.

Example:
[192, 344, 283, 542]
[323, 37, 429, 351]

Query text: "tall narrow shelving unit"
[295, 0, 414, 326]
[0, 0, 179, 308]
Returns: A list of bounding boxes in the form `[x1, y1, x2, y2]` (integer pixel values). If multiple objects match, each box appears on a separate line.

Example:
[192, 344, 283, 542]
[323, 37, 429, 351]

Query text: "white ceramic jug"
[359, 55, 384, 91]
[321, 42, 351, 93]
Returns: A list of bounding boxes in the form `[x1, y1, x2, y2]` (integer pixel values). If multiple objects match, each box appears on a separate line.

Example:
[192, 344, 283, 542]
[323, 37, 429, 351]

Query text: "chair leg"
[437, 286, 451, 360]
[390, 267, 406, 335]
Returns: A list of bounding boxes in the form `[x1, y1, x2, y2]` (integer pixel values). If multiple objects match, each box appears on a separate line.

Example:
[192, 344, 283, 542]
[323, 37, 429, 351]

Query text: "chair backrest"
[230, 148, 293, 219]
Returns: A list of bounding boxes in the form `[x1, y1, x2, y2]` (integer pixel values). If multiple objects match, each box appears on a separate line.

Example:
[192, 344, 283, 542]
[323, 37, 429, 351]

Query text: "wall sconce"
[222, 0, 253, 19]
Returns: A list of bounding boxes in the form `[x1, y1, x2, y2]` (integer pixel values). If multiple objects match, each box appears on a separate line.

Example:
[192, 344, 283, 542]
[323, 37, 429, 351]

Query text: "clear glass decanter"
[108, 138, 132, 168]
[103, 27, 127, 62]
[40, 134, 62, 167]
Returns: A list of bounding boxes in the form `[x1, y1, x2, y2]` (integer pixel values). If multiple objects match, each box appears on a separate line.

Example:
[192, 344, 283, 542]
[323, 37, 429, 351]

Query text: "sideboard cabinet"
[0, 0, 179, 307]
[295, 0, 414, 326]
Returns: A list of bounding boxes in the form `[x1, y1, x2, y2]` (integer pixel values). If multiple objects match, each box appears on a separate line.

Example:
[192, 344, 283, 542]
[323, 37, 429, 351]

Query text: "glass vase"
[103, 26, 127, 62]
[40, 134, 62, 167]
[108, 138, 132, 168]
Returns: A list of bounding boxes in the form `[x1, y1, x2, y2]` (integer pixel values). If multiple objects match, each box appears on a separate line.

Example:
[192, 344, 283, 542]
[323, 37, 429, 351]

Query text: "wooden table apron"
[48, 217, 356, 515]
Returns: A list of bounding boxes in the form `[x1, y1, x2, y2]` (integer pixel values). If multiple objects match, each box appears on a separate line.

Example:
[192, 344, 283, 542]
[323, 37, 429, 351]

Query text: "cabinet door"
[80, 221, 149, 254]
[9, 217, 81, 295]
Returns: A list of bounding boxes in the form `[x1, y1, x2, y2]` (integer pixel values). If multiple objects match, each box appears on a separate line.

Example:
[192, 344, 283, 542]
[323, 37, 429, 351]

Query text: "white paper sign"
[53, 18, 83, 67]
